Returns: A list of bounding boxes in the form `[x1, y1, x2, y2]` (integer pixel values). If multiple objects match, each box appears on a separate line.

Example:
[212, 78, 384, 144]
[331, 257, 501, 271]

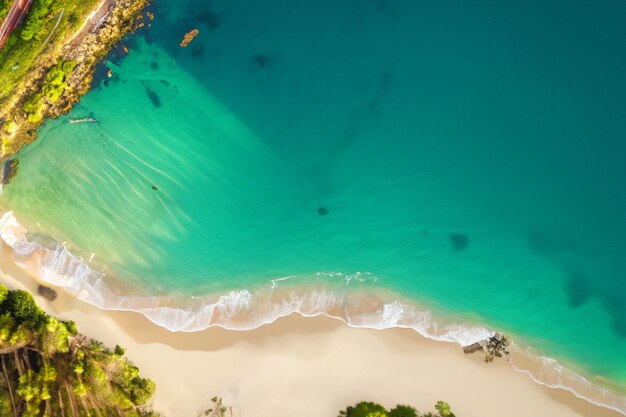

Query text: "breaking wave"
[0, 210, 624, 415]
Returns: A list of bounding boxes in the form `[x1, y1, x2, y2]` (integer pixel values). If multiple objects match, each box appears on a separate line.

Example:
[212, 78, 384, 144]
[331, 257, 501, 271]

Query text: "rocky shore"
[0, 0, 148, 167]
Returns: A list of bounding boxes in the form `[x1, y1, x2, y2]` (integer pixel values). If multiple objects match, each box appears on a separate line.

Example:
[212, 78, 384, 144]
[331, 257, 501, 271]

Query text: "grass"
[0, 0, 11, 21]
[0, 0, 101, 104]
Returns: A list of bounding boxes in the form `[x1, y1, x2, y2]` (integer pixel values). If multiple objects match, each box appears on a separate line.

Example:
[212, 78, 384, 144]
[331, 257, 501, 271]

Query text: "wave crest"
[1, 211, 624, 415]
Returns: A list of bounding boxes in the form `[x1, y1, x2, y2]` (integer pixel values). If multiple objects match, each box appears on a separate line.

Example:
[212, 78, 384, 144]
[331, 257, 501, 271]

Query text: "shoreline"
[0, 0, 148, 160]
[0, 248, 624, 417]
[1, 210, 625, 416]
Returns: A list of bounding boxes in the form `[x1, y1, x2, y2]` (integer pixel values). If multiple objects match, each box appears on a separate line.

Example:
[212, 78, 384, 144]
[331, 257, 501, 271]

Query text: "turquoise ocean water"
[1, 0, 626, 411]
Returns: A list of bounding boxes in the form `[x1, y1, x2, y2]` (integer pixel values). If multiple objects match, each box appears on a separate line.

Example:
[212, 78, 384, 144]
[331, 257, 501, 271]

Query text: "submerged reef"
[145, 87, 161, 107]
[449, 233, 469, 251]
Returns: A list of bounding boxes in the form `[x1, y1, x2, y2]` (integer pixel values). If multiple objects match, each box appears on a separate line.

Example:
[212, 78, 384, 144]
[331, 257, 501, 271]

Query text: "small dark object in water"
[252, 54, 269, 69]
[197, 11, 219, 30]
[317, 207, 328, 216]
[38, 285, 58, 301]
[422, 228, 429, 237]
[159, 79, 171, 87]
[145, 87, 161, 107]
[152, 185, 158, 191]
[449, 233, 468, 251]
[150, 60, 159, 70]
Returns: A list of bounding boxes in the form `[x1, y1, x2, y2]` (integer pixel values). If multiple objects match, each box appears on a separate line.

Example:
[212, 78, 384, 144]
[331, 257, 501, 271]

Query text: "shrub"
[20, 0, 54, 41]
[339, 402, 388, 417]
[339, 401, 456, 417]
[0, 283, 7, 304]
[483, 334, 510, 363]
[389, 405, 418, 417]
[38, 60, 77, 102]
[22, 92, 43, 114]
[1, 289, 47, 330]
[435, 401, 456, 417]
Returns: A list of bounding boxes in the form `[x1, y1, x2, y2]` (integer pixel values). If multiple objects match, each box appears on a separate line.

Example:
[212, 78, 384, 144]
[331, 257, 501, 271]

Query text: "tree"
[20, 0, 54, 41]
[0, 284, 7, 304]
[338, 400, 456, 417]
[0, 284, 161, 416]
[339, 402, 388, 417]
[2, 290, 47, 331]
[389, 404, 418, 417]
[483, 334, 510, 363]
[434, 401, 455, 417]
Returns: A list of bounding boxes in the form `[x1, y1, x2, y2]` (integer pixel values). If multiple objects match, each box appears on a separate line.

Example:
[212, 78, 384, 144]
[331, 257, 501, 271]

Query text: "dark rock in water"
[197, 11, 219, 30]
[449, 233, 468, 251]
[150, 60, 159, 70]
[152, 185, 158, 191]
[38, 285, 58, 301]
[251, 54, 270, 69]
[317, 207, 329, 216]
[2, 159, 19, 185]
[145, 87, 161, 107]
[159, 79, 171, 87]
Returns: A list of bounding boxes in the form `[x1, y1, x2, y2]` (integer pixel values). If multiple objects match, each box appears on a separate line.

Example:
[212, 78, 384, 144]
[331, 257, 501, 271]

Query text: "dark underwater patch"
[449, 233, 468, 251]
[197, 11, 219, 30]
[566, 270, 591, 307]
[317, 207, 329, 216]
[527, 230, 578, 257]
[91, 62, 112, 89]
[107, 41, 133, 66]
[145, 88, 162, 107]
[529, 229, 626, 338]
[150, 60, 159, 70]
[251, 54, 271, 70]
[191, 46, 205, 58]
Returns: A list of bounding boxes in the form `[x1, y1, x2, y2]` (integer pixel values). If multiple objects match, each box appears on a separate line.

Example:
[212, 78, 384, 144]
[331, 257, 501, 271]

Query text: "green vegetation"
[483, 334, 510, 363]
[339, 401, 456, 417]
[0, 0, 101, 103]
[0, 283, 160, 417]
[41, 60, 76, 102]
[0, 0, 10, 21]
[21, 0, 54, 41]
[201, 396, 231, 417]
[20, 60, 76, 122]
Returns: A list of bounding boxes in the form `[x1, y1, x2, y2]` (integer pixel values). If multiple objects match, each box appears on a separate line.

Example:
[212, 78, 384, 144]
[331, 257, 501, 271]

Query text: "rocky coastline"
[0, 0, 149, 170]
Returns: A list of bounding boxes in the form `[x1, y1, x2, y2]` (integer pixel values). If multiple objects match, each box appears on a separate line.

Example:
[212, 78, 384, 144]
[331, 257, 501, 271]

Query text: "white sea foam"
[0, 210, 624, 415]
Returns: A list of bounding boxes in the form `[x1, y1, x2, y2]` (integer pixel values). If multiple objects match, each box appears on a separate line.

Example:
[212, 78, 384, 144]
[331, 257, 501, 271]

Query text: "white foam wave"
[1, 210, 624, 415]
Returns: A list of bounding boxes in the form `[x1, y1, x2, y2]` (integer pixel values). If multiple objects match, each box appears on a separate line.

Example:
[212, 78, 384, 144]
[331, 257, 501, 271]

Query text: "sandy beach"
[1, 244, 623, 417]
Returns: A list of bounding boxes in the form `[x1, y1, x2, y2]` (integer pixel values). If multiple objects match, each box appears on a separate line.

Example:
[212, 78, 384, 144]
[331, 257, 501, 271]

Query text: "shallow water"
[1, 0, 626, 410]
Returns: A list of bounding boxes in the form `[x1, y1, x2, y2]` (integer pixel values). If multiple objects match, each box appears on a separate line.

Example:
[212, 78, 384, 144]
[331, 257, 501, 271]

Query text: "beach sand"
[1, 246, 623, 417]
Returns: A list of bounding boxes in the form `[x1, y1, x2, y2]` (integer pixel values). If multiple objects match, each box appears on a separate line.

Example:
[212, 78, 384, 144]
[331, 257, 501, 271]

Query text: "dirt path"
[67, 0, 111, 46]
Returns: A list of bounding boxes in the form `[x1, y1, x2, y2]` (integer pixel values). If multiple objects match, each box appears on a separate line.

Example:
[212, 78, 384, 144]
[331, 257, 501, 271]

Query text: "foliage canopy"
[339, 401, 456, 417]
[0, 283, 160, 417]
